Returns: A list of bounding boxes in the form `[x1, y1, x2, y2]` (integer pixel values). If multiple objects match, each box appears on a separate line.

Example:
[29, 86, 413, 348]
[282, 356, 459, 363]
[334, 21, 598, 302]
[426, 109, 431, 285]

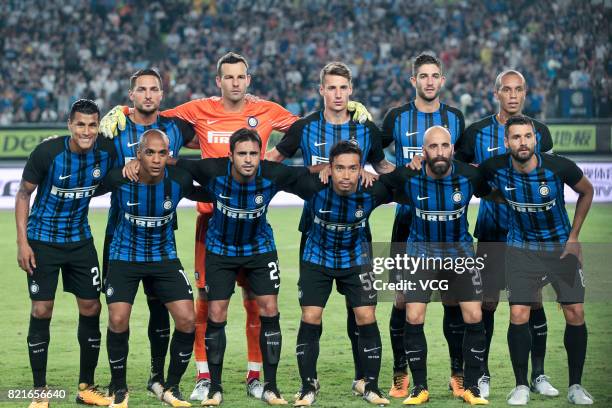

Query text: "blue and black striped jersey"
[102, 166, 199, 262]
[455, 114, 553, 241]
[177, 158, 308, 257]
[23, 136, 115, 243]
[105, 115, 195, 236]
[275, 110, 387, 233]
[481, 153, 583, 249]
[289, 174, 392, 268]
[382, 102, 465, 234]
[380, 161, 490, 257]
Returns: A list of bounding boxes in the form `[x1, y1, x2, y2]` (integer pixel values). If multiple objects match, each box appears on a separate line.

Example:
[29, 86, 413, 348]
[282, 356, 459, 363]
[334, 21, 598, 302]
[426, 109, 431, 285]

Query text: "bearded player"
[99, 52, 372, 401]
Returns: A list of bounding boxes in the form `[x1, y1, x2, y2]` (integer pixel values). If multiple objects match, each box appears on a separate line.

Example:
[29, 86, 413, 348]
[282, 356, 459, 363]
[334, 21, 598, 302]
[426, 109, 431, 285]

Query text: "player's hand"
[347, 100, 372, 124]
[99, 105, 128, 139]
[122, 160, 140, 182]
[17, 242, 36, 275]
[561, 237, 583, 267]
[318, 165, 332, 184]
[407, 155, 424, 170]
[360, 168, 379, 187]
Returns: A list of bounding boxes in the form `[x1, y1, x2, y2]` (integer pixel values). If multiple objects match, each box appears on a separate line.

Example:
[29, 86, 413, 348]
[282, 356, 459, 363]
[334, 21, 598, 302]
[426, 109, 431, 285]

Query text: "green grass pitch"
[1, 204, 611, 407]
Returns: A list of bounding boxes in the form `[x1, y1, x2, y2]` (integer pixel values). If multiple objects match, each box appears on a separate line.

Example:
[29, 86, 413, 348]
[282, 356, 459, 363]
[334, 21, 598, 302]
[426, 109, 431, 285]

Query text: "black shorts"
[105, 259, 193, 304]
[505, 247, 585, 305]
[27, 239, 101, 301]
[402, 266, 483, 304]
[391, 212, 412, 254]
[477, 241, 506, 299]
[205, 250, 280, 301]
[298, 261, 377, 308]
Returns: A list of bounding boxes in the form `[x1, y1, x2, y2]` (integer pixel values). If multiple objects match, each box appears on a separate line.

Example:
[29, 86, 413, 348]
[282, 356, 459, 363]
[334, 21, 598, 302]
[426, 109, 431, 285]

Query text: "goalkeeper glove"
[347, 100, 372, 124]
[99, 105, 129, 139]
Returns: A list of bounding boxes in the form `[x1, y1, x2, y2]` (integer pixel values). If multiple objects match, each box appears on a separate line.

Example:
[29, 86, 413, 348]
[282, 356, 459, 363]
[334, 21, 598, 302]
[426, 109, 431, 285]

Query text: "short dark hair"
[505, 115, 534, 137]
[412, 53, 443, 77]
[319, 62, 352, 85]
[329, 140, 363, 163]
[229, 128, 262, 153]
[217, 52, 249, 77]
[130, 68, 163, 90]
[69, 99, 100, 121]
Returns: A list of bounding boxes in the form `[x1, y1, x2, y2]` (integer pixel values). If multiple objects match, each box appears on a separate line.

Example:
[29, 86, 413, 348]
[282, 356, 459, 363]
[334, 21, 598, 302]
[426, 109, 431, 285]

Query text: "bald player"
[379, 126, 490, 405]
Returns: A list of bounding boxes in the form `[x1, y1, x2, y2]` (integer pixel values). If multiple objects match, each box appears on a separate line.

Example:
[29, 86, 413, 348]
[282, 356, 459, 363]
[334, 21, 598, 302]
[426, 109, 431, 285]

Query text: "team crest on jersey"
[92, 167, 101, 179]
[355, 208, 364, 218]
[452, 190, 463, 203]
[163, 199, 173, 210]
[30, 283, 39, 294]
[247, 116, 258, 128]
[106, 286, 114, 297]
[254, 194, 264, 205]
[539, 184, 550, 197]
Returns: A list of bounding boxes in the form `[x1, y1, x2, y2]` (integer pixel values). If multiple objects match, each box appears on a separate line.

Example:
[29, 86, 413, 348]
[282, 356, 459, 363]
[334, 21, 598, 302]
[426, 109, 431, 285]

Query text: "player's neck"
[425, 164, 451, 179]
[511, 155, 537, 174]
[414, 97, 440, 113]
[323, 108, 350, 124]
[231, 166, 256, 183]
[496, 110, 521, 125]
[222, 96, 246, 113]
[139, 170, 164, 185]
[130, 109, 158, 126]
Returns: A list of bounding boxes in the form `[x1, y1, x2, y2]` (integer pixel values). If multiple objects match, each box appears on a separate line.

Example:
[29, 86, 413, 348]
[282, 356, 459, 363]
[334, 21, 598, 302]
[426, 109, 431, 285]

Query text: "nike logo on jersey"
[504, 186, 517, 191]
[487, 146, 501, 152]
[127, 141, 139, 148]
[59, 174, 71, 180]
[405, 131, 418, 137]
[416, 195, 429, 201]
[314, 142, 326, 147]
[318, 209, 332, 213]
[207, 119, 220, 124]
[127, 201, 139, 206]
[219, 194, 231, 199]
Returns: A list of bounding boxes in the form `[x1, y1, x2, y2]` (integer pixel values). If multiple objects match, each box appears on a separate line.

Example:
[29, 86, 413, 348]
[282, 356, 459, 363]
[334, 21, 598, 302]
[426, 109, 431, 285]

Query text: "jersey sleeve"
[176, 157, 226, 186]
[96, 167, 126, 195]
[22, 140, 57, 184]
[454, 123, 476, 163]
[369, 180, 394, 206]
[284, 173, 324, 200]
[381, 107, 398, 148]
[274, 119, 304, 158]
[172, 117, 197, 146]
[535, 120, 554, 153]
[552, 155, 584, 187]
[266, 100, 300, 132]
[459, 163, 491, 197]
[161, 99, 201, 124]
[262, 161, 310, 191]
[365, 121, 386, 164]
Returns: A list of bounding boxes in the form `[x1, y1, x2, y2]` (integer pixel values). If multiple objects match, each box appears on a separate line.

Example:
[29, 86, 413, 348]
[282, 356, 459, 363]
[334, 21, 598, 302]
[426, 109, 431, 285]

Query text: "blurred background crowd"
[0, 0, 610, 125]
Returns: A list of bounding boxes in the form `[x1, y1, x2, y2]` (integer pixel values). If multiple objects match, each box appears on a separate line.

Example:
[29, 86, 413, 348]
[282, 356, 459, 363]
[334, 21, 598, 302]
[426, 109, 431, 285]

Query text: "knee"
[406, 310, 424, 325]
[563, 304, 584, 325]
[31, 302, 54, 319]
[208, 304, 227, 323]
[462, 308, 482, 324]
[301, 310, 323, 325]
[354, 308, 376, 326]
[108, 312, 129, 332]
[258, 299, 278, 317]
[510, 307, 530, 324]
[78, 299, 101, 317]
[175, 310, 195, 333]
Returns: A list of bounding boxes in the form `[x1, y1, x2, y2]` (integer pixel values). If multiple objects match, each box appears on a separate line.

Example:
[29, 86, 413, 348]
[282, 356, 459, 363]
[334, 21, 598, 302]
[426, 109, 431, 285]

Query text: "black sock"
[507, 323, 530, 386]
[205, 320, 226, 388]
[389, 306, 407, 373]
[564, 323, 587, 386]
[358, 322, 382, 390]
[27, 315, 51, 388]
[403, 322, 428, 388]
[77, 314, 101, 385]
[296, 321, 321, 388]
[463, 322, 486, 389]
[166, 329, 195, 388]
[147, 298, 170, 381]
[260, 314, 282, 389]
[529, 307, 547, 380]
[443, 305, 464, 374]
[346, 305, 362, 380]
[481, 309, 495, 376]
[107, 328, 129, 390]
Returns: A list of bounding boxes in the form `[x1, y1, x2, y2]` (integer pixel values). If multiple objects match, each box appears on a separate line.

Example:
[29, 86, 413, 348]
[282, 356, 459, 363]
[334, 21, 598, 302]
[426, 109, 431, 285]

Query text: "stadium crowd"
[0, 0, 609, 125]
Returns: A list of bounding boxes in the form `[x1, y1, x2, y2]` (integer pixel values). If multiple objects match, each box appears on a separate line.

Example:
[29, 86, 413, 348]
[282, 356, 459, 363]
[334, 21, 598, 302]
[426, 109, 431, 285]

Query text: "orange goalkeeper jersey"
[162, 95, 299, 214]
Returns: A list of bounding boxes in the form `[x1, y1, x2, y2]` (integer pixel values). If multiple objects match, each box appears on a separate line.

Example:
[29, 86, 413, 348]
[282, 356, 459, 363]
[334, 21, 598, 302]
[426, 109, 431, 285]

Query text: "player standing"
[481, 116, 594, 405]
[102, 68, 198, 399]
[15, 100, 115, 408]
[379, 126, 490, 405]
[102, 129, 206, 408]
[381, 54, 466, 398]
[454, 70, 556, 397]
[266, 62, 394, 396]
[100, 52, 371, 401]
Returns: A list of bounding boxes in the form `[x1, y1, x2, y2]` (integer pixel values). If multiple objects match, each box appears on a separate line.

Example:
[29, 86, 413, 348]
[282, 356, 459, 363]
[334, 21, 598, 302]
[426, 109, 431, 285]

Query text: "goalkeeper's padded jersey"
[162, 95, 299, 214]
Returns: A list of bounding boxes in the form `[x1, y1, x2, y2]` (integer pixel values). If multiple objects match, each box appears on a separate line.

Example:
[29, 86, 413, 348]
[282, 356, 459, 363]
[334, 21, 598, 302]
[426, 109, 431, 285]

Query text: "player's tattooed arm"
[15, 179, 37, 274]
[371, 158, 395, 174]
[562, 176, 594, 266]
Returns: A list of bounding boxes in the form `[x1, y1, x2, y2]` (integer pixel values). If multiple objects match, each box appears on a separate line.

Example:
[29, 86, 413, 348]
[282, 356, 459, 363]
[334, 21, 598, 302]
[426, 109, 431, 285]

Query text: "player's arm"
[15, 179, 37, 275]
[535, 121, 554, 153]
[173, 117, 198, 149]
[454, 123, 477, 163]
[366, 121, 395, 174]
[380, 107, 397, 149]
[282, 172, 322, 200]
[265, 118, 304, 162]
[176, 157, 225, 187]
[377, 167, 413, 204]
[477, 157, 506, 203]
